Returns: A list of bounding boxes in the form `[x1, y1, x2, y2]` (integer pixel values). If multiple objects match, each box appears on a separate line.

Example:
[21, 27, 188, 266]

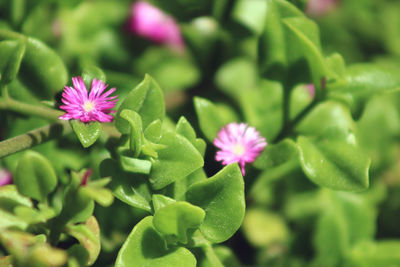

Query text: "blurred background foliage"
[0, 0, 400, 266]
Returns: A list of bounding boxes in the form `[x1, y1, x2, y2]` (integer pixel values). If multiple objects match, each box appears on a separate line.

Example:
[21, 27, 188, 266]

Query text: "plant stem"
[274, 98, 318, 142]
[0, 97, 62, 121]
[0, 121, 72, 158]
[202, 243, 224, 267]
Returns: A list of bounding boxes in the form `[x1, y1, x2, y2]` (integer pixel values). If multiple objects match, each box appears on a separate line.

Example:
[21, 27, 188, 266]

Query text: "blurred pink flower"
[306, 0, 338, 17]
[305, 84, 315, 98]
[59, 77, 118, 123]
[214, 123, 267, 175]
[128, 1, 184, 50]
[0, 169, 13, 186]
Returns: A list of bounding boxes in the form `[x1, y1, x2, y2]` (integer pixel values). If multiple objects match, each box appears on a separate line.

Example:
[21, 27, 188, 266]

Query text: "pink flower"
[59, 77, 118, 123]
[0, 169, 13, 186]
[305, 84, 315, 98]
[214, 123, 267, 175]
[128, 1, 184, 51]
[306, 0, 338, 17]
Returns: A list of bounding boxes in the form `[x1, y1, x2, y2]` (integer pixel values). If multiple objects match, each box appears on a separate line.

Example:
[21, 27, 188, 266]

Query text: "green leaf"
[215, 58, 258, 96]
[81, 185, 114, 207]
[15, 150, 57, 201]
[242, 208, 289, 247]
[313, 190, 376, 266]
[21, 36, 68, 98]
[328, 63, 400, 97]
[232, 0, 267, 35]
[149, 132, 204, 190]
[66, 216, 101, 266]
[297, 129, 370, 191]
[144, 119, 162, 143]
[282, 17, 331, 86]
[153, 201, 205, 244]
[254, 139, 298, 170]
[152, 194, 176, 212]
[115, 216, 196, 267]
[176, 116, 206, 156]
[80, 62, 106, 89]
[295, 101, 355, 136]
[120, 109, 143, 157]
[258, 0, 303, 79]
[119, 156, 152, 175]
[238, 79, 283, 141]
[345, 240, 400, 267]
[194, 97, 236, 142]
[116, 74, 165, 134]
[0, 39, 25, 86]
[186, 164, 245, 243]
[70, 120, 102, 148]
[100, 159, 152, 212]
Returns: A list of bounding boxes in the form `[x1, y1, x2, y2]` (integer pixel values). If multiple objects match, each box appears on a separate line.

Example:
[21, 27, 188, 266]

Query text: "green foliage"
[1, 0, 400, 266]
[15, 151, 57, 202]
[115, 216, 197, 267]
[186, 164, 245, 243]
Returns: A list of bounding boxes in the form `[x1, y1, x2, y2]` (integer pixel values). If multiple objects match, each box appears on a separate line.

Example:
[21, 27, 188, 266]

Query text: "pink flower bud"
[306, 0, 339, 17]
[305, 84, 315, 99]
[0, 169, 13, 186]
[128, 1, 184, 51]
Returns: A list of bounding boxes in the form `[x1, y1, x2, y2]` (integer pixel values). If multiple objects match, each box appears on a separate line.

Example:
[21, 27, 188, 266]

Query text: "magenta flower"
[214, 123, 267, 175]
[0, 169, 13, 186]
[306, 0, 338, 17]
[305, 84, 315, 98]
[59, 77, 118, 123]
[128, 1, 184, 51]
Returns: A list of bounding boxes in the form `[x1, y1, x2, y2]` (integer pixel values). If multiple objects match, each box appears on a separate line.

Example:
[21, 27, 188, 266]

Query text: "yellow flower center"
[83, 101, 95, 112]
[233, 144, 245, 156]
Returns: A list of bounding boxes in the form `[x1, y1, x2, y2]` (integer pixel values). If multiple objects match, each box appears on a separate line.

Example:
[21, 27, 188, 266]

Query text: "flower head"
[0, 168, 13, 186]
[128, 1, 184, 51]
[214, 123, 267, 175]
[59, 77, 118, 123]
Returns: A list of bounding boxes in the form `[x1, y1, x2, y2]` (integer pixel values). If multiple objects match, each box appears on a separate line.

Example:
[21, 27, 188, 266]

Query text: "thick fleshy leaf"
[345, 240, 400, 267]
[194, 97, 237, 142]
[153, 201, 205, 244]
[66, 216, 101, 266]
[54, 172, 94, 225]
[100, 159, 152, 212]
[70, 120, 102, 148]
[295, 101, 355, 136]
[81, 185, 114, 207]
[176, 116, 206, 156]
[81, 63, 106, 89]
[242, 208, 289, 247]
[15, 150, 57, 201]
[144, 119, 162, 143]
[0, 39, 25, 86]
[282, 17, 331, 86]
[328, 63, 400, 97]
[115, 216, 196, 267]
[149, 132, 204, 190]
[152, 194, 176, 212]
[186, 164, 245, 243]
[0, 29, 68, 99]
[215, 58, 258, 96]
[120, 109, 143, 157]
[313, 190, 376, 266]
[254, 139, 298, 170]
[119, 156, 152, 175]
[297, 129, 370, 191]
[232, 0, 267, 35]
[116, 74, 165, 134]
[238, 79, 283, 141]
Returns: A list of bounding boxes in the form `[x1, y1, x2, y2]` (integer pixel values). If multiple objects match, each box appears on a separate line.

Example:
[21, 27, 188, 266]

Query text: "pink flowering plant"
[0, 0, 400, 266]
